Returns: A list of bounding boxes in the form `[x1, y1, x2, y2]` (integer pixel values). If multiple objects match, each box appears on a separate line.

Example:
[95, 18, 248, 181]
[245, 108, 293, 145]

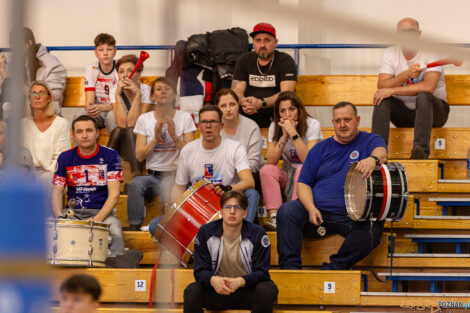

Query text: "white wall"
[0, 0, 469, 126]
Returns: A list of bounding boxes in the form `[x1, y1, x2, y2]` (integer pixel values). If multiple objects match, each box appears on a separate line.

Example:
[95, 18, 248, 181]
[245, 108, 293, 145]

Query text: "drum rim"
[154, 179, 211, 240]
[180, 211, 222, 267]
[392, 162, 409, 221]
[46, 219, 110, 229]
[376, 164, 393, 221]
[345, 162, 365, 221]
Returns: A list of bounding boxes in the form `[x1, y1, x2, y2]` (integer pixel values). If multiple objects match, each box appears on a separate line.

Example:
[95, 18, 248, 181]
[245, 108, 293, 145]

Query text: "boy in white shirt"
[74, 33, 119, 134]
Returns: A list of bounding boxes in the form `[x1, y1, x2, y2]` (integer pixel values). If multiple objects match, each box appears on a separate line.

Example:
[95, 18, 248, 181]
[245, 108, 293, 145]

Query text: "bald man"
[371, 17, 449, 159]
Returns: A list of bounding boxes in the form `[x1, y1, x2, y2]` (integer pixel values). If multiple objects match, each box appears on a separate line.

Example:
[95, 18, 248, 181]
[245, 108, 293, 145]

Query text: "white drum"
[46, 219, 110, 267]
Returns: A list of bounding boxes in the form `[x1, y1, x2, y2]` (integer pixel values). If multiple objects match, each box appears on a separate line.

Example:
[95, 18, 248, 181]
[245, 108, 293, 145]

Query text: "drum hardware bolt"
[364, 299, 367, 304]
[88, 245, 93, 255]
[136, 296, 139, 299]
[319, 296, 323, 300]
[53, 230, 58, 240]
[187, 218, 191, 222]
[352, 298, 355, 302]
[319, 287, 322, 290]
[453, 152, 457, 155]
[53, 244, 57, 254]
[453, 135, 456, 138]
[89, 232, 93, 242]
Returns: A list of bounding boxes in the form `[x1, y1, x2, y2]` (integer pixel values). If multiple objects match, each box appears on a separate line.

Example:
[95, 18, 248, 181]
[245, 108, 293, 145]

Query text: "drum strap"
[148, 254, 161, 308]
[370, 220, 395, 283]
[148, 253, 177, 308]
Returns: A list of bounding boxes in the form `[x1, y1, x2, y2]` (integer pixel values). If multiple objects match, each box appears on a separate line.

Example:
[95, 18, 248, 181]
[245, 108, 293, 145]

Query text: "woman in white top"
[260, 91, 322, 230]
[108, 54, 152, 177]
[127, 77, 196, 230]
[216, 88, 264, 190]
[22, 81, 71, 184]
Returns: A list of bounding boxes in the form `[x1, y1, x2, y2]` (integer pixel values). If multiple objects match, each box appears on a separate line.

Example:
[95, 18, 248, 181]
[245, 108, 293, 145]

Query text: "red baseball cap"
[250, 23, 276, 39]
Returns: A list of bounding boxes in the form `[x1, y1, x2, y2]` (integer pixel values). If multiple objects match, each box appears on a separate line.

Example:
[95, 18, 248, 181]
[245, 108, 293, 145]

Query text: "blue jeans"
[149, 188, 259, 236]
[127, 173, 174, 226]
[277, 200, 384, 270]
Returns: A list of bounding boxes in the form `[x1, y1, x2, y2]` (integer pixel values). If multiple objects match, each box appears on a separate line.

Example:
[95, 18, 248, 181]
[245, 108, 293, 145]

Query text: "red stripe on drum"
[377, 164, 390, 220]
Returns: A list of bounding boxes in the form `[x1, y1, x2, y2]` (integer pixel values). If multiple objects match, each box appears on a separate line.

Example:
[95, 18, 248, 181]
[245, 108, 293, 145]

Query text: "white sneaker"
[263, 214, 277, 231]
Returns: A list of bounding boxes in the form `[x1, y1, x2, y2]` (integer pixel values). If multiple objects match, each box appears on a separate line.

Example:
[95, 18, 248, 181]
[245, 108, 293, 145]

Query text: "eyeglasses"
[199, 120, 220, 126]
[222, 204, 243, 212]
[29, 92, 48, 97]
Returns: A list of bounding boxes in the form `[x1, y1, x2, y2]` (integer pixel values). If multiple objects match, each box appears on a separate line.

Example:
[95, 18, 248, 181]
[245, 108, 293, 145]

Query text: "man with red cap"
[232, 23, 297, 128]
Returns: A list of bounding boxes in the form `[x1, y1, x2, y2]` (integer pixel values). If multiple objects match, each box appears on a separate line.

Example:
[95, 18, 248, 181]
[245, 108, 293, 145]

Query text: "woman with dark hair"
[107, 54, 152, 177]
[260, 91, 322, 230]
[18, 27, 66, 116]
[126, 77, 196, 230]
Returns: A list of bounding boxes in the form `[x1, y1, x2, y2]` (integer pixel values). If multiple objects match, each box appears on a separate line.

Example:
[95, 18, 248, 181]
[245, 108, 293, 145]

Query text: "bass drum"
[345, 162, 408, 222]
[153, 179, 221, 267]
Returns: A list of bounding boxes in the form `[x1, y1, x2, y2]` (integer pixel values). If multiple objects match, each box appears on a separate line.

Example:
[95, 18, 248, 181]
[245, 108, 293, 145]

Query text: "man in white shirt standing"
[372, 17, 449, 159]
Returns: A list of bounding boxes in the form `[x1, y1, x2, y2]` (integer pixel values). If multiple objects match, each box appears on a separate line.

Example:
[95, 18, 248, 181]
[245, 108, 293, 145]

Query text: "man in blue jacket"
[184, 191, 278, 313]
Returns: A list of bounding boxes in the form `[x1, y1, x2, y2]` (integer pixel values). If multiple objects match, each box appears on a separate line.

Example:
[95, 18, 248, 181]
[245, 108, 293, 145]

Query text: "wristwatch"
[291, 134, 299, 141]
[370, 155, 380, 166]
[260, 99, 267, 108]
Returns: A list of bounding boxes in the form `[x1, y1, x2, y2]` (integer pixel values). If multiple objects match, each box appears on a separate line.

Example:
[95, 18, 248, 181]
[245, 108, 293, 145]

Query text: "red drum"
[154, 179, 221, 267]
[345, 162, 408, 222]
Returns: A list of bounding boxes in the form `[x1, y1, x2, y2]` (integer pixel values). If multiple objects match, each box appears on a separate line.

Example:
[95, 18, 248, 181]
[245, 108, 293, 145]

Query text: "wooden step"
[397, 160, 438, 193]
[52, 268, 362, 306]
[360, 291, 470, 307]
[388, 254, 470, 268]
[437, 179, 470, 193]
[414, 215, 470, 229]
[123, 231, 389, 268]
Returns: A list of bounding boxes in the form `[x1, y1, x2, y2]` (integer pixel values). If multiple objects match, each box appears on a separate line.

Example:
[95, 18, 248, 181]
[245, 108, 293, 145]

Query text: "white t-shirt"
[268, 117, 323, 168]
[134, 110, 196, 171]
[84, 60, 119, 105]
[379, 46, 447, 109]
[109, 83, 151, 105]
[175, 137, 250, 186]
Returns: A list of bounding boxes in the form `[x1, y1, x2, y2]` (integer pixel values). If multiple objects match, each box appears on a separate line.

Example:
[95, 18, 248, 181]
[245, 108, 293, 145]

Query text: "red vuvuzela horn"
[425, 58, 463, 69]
[128, 51, 150, 79]
[406, 58, 463, 85]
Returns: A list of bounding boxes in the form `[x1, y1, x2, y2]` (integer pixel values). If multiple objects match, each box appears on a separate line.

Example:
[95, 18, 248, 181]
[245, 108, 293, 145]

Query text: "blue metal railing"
[2, 43, 470, 69]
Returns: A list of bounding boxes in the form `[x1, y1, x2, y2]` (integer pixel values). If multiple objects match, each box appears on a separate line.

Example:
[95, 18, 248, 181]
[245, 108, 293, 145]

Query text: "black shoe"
[123, 224, 142, 231]
[106, 249, 143, 268]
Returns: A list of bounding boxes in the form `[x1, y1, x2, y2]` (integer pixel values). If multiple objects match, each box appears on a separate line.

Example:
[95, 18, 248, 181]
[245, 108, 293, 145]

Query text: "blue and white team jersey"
[53, 145, 122, 210]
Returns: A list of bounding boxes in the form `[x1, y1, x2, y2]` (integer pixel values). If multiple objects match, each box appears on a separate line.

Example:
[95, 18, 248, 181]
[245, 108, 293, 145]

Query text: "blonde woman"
[22, 81, 70, 184]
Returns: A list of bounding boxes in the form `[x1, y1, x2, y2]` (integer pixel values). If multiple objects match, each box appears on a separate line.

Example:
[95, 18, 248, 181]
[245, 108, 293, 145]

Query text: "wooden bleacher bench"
[122, 231, 389, 268]
[52, 268, 362, 306]
[64, 74, 470, 107]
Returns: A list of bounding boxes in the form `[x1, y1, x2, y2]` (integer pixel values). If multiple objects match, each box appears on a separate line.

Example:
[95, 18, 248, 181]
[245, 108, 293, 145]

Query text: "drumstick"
[406, 58, 463, 85]
[128, 51, 150, 79]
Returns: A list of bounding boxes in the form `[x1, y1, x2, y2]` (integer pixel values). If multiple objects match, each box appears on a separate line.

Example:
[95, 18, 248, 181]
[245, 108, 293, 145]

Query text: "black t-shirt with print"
[233, 50, 297, 128]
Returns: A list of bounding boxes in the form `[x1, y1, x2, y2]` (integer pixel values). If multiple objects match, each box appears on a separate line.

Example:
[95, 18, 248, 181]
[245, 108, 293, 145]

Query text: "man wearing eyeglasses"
[168, 105, 258, 223]
[184, 191, 278, 313]
[372, 17, 449, 159]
